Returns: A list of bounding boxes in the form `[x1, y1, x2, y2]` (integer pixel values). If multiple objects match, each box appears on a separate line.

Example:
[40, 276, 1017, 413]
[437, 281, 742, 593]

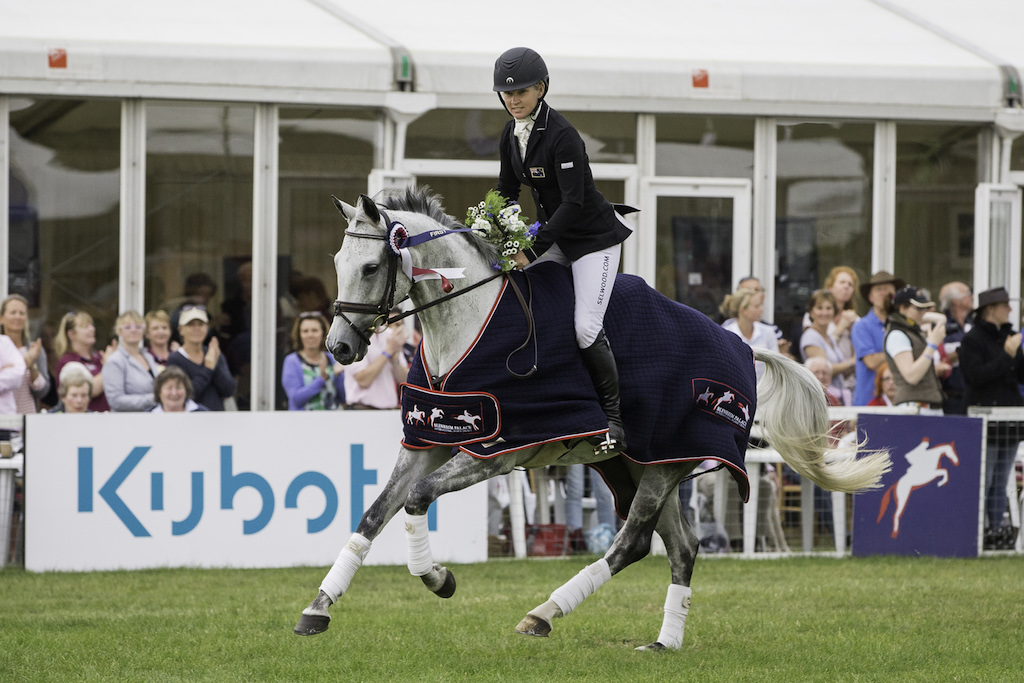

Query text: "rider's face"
[501, 83, 544, 120]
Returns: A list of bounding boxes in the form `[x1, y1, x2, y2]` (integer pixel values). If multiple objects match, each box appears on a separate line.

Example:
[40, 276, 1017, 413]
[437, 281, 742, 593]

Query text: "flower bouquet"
[466, 190, 541, 272]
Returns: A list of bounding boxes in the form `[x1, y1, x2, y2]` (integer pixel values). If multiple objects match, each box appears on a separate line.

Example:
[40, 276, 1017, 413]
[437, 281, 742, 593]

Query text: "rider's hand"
[512, 251, 529, 270]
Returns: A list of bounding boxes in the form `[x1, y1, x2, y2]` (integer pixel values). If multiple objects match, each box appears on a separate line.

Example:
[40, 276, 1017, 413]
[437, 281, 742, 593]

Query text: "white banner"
[25, 411, 487, 572]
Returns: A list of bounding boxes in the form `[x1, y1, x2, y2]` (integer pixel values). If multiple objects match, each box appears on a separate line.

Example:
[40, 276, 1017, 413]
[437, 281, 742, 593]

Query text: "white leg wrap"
[549, 558, 612, 617]
[319, 533, 371, 603]
[656, 584, 691, 650]
[405, 513, 434, 576]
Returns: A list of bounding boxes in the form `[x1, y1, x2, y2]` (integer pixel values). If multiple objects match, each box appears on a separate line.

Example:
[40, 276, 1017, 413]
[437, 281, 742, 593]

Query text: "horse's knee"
[606, 527, 654, 572]
[405, 482, 433, 516]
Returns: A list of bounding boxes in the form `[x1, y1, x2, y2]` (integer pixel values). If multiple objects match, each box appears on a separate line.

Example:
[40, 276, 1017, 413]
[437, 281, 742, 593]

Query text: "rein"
[333, 207, 538, 378]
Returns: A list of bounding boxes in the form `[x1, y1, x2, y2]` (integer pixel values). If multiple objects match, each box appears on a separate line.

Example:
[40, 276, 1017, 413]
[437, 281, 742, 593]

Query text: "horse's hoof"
[635, 641, 668, 652]
[515, 614, 552, 638]
[424, 568, 457, 599]
[294, 613, 330, 636]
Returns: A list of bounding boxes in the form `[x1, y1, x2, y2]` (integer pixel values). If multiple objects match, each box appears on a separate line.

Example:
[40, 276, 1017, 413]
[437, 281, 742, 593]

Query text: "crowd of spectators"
[718, 269, 1022, 548]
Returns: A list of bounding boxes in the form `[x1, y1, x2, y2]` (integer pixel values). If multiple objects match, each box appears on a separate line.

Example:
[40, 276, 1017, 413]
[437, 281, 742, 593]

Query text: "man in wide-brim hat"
[851, 271, 906, 405]
[858, 271, 906, 301]
[958, 285, 1024, 548]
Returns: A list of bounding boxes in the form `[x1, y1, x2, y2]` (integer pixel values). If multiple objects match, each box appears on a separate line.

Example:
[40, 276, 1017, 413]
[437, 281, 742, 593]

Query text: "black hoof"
[635, 641, 668, 652]
[294, 613, 330, 636]
[424, 568, 457, 598]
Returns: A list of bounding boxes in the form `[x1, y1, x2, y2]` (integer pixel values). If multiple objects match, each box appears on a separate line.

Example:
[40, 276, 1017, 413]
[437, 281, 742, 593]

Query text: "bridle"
[332, 207, 537, 379]
[332, 208, 503, 347]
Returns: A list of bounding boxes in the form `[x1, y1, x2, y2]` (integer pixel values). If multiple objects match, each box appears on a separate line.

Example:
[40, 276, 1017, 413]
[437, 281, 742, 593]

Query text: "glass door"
[640, 178, 752, 320]
[974, 183, 1023, 322]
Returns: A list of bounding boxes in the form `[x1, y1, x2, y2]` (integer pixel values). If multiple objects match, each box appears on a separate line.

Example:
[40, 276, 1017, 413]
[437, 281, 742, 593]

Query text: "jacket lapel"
[523, 100, 548, 165]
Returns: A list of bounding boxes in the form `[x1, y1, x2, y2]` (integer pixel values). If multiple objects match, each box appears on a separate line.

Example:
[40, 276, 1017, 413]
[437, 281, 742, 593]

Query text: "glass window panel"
[1011, 133, 1024, 171]
[8, 97, 121, 405]
[774, 121, 874, 343]
[277, 107, 379, 410]
[655, 115, 755, 179]
[653, 195, 734, 320]
[145, 101, 254, 407]
[406, 109, 635, 163]
[894, 123, 983, 300]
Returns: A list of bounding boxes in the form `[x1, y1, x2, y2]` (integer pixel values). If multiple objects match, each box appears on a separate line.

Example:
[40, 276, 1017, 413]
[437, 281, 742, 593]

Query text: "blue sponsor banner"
[853, 414, 982, 558]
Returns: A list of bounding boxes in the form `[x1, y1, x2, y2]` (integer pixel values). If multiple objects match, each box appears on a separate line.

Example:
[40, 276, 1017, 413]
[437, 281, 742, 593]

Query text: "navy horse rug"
[400, 262, 757, 504]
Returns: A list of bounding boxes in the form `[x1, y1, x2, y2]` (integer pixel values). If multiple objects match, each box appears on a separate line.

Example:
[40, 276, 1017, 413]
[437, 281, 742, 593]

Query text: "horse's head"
[326, 194, 412, 364]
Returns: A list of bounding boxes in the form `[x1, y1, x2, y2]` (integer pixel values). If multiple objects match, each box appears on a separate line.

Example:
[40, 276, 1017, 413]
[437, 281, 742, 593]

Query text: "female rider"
[493, 46, 634, 453]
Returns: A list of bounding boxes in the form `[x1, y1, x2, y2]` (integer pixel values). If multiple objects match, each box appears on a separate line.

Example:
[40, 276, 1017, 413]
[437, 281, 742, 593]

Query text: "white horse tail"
[753, 349, 891, 493]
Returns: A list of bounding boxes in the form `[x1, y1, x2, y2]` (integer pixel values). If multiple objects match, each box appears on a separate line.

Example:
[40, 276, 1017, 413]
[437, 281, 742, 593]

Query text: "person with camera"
[883, 286, 949, 415]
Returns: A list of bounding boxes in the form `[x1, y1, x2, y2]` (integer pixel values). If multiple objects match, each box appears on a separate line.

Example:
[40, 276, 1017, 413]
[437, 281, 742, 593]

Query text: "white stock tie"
[514, 119, 532, 158]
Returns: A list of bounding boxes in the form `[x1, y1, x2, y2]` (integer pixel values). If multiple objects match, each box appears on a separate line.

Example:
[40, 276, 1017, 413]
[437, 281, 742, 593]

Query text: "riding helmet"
[493, 47, 549, 95]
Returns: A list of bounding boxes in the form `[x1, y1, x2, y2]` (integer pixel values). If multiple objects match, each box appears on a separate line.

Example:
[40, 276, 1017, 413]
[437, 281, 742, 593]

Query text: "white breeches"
[529, 242, 621, 348]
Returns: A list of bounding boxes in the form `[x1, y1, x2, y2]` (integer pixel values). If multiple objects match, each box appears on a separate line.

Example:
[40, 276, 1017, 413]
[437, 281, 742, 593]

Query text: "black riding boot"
[580, 330, 627, 454]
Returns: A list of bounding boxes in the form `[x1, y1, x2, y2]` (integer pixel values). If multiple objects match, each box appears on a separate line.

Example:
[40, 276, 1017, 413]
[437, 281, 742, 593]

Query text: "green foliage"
[465, 190, 538, 272]
[1, 555, 1022, 681]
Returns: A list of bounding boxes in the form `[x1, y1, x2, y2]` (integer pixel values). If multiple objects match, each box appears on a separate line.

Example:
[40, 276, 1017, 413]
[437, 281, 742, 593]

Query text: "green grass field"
[1, 555, 1022, 682]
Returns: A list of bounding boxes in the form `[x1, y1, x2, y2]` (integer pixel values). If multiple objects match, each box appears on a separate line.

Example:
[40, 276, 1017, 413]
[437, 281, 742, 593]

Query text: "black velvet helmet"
[493, 47, 549, 95]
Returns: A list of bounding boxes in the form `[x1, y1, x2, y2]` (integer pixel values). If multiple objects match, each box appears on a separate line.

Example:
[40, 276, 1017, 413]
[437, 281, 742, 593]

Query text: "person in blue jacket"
[494, 46, 635, 454]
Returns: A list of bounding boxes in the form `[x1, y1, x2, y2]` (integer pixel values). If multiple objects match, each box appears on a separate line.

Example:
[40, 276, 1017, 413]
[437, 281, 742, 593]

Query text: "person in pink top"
[343, 324, 409, 410]
[54, 310, 115, 413]
[0, 334, 28, 418]
[0, 294, 50, 414]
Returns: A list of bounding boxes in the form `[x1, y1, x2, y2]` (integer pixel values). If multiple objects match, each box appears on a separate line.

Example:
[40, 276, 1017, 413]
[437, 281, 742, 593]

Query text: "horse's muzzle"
[326, 319, 366, 365]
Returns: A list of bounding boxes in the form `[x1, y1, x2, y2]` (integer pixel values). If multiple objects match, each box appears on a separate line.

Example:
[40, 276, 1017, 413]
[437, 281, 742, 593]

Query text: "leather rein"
[332, 209, 537, 379]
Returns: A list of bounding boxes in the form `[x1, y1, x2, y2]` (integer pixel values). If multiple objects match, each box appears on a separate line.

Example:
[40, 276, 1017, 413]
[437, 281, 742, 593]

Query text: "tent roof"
[1, 0, 1021, 121]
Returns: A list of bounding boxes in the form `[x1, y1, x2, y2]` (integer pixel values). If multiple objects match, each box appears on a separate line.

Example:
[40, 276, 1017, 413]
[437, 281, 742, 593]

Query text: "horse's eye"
[362, 264, 379, 277]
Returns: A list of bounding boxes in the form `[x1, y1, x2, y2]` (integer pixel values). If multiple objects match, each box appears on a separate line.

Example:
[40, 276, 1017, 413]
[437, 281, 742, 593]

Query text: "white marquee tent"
[2, 0, 1023, 122]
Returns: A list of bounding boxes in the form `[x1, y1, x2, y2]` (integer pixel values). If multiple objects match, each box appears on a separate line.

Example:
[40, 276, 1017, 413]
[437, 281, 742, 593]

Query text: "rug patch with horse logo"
[401, 384, 501, 447]
[692, 379, 752, 431]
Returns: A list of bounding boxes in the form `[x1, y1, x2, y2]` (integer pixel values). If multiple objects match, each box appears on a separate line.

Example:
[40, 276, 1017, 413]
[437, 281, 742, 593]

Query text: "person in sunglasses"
[101, 310, 160, 412]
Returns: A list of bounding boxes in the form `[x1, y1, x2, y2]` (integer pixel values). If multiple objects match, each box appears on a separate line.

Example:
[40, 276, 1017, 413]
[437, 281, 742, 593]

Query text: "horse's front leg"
[294, 446, 450, 636]
[402, 450, 519, 597]
[517, 463, 684, 643]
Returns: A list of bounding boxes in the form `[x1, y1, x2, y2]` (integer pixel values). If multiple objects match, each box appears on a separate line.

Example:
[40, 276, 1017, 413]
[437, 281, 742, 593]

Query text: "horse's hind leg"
[518, 463, 686, 641]
[294, 446, 450, 636]
[635, 489, 698, 651]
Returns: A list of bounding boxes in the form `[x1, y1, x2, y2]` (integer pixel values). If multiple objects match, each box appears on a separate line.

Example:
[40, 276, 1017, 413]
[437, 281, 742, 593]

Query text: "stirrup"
[588, 431, 621, 456]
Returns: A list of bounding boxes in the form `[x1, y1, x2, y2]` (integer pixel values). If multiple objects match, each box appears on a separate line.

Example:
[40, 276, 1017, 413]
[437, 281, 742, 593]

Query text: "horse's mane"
[374, 186, 499, 264]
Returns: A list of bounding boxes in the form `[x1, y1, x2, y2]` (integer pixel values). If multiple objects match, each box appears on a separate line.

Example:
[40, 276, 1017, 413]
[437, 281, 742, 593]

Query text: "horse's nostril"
[335, 342, 351, 359]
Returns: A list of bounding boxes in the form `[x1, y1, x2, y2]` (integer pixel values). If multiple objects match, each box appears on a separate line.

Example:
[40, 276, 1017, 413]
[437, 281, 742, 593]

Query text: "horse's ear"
[332, 195, 357, 221]
[357, 194, 381, 226]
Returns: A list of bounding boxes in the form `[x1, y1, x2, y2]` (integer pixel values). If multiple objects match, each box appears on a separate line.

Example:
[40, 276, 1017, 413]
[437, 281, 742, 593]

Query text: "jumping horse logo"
[454, 410, 482, 430]
[876, 437, 960, 538]
[712, 391, 735, 410]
